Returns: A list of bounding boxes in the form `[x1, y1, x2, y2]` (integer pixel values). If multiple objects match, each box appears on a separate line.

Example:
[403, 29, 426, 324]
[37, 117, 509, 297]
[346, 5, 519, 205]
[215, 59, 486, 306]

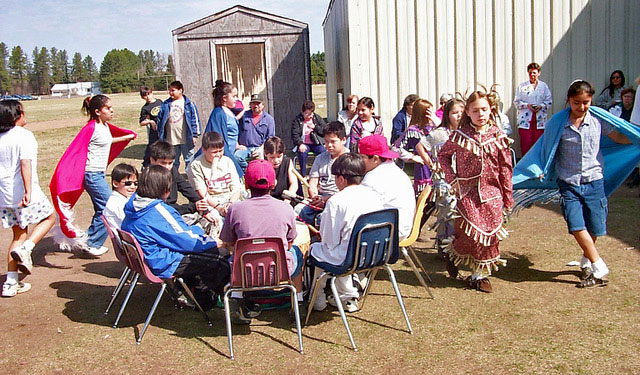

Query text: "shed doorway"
[213, 42, 268, 109]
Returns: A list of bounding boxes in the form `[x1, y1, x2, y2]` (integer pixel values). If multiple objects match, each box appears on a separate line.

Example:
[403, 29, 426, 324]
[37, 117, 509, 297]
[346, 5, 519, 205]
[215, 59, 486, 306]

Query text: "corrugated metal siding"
[324, 0, 640, 148]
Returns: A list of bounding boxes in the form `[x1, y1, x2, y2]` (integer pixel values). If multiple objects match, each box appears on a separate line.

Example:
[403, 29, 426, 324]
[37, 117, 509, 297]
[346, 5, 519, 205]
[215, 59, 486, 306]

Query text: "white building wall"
[324, 0, 640, 151]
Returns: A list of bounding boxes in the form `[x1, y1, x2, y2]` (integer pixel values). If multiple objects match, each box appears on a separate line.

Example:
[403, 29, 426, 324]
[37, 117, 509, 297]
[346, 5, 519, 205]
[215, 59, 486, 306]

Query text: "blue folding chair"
[305, 208, 412, 351]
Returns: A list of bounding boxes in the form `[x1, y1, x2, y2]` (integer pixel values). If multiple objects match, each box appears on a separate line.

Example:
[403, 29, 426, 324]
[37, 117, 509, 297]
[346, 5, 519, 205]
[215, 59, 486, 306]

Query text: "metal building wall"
[323, 0, 640, 149]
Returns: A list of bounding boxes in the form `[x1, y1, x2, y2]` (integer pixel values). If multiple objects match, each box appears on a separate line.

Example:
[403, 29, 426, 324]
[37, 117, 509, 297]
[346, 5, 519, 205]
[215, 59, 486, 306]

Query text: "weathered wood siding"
[324, 0, 640, 153]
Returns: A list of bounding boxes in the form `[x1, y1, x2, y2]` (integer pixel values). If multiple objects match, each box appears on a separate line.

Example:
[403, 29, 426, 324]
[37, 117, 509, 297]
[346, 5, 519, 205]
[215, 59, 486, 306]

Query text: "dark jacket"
[391, 108, 409, 144]
[167, 166, 200, 215]
[290, 112, 327, 147]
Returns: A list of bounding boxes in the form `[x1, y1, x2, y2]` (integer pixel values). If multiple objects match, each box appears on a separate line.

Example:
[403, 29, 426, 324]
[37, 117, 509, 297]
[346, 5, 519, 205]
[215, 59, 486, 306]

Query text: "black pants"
[173, 250, 230, 305]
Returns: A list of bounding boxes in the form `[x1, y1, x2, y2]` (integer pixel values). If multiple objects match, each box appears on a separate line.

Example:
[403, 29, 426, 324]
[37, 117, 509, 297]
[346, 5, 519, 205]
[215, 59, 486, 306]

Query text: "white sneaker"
[327, 295, 359, 313]
[2, 281, 31, 297]
[82, 246, 109, 257]
[312, 290, 327, 311]
[10, 245, 33, 275]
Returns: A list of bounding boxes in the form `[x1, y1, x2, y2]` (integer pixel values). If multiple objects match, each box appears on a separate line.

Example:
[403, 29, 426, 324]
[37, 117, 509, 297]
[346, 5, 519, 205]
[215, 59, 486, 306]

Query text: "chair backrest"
[319, 208, 398, 276]
[101, 215, 127, 264]
[117, 229, 163, 283]
[231, 237, 289, 289]
[399, 185, 432, 247]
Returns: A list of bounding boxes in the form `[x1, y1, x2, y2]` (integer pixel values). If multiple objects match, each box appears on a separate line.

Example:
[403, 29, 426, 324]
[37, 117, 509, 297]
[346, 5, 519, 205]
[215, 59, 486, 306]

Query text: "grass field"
[0, 89, 639, 374]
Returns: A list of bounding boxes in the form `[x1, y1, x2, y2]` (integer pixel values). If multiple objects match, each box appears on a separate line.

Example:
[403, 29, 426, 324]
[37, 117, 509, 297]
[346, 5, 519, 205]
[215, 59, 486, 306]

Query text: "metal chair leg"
[113, 273, 139, 328]
[384, 265, 413, 334]
[223, 289, 235, 360]
[286, 285, 304, 354]
[305, 271, 327, 325]
[105, 267, 131, 315]
[329, 276, 357, 351]
[402, 247, 434, 298]
[137, 283, 166, 344]
[176, 277, 213, 327]
[359, 269, 378, 311]
[408, 245, 433, 283]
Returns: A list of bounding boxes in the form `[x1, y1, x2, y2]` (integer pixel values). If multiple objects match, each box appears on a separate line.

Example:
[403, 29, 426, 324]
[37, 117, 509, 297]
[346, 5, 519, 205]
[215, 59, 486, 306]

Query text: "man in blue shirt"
[235, 94, 276, 170]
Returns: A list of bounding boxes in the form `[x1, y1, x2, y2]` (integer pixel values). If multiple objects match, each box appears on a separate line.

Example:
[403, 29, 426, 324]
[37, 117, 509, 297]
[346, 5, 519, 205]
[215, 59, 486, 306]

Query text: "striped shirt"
[555, 112, 614, 186]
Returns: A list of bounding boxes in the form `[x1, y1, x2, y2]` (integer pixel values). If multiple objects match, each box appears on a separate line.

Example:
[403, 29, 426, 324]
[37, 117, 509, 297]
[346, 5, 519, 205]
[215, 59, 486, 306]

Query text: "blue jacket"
[513, 106, 640, 196]
[155, 95, 201, 148]
[121, 194, 218, 279]
[239, 111, 275, 148]
[391, 108, 409, 144]
[203, 106, 243, 177]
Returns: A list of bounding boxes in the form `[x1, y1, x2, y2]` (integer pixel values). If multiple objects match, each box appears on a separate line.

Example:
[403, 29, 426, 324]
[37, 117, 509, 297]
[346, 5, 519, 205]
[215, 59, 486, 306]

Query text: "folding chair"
[399, 186, 435, 298]
[100, 215, 135, 316]
[223, 237, 304, 360]
[305, 208, 412, 352]
[116, 229, 213, 344]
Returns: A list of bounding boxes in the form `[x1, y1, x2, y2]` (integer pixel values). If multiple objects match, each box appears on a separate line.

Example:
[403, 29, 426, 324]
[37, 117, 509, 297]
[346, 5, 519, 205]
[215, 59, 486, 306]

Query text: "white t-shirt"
[167, 97, 186, 145]
[187, 154, 241, 204]
[85, 122, 113, 172]
[103, 190, 129, 232]
[310, 184, 383, 265]
[362, 160, 416, 239]
[0, 126, 47, 207]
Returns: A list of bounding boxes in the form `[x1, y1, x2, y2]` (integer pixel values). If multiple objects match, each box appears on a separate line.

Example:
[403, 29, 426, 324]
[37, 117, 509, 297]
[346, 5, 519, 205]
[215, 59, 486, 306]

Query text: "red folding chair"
[116, 229, 213, 344]
[223, 237, 304, 360]
[100, 215, 135, 318]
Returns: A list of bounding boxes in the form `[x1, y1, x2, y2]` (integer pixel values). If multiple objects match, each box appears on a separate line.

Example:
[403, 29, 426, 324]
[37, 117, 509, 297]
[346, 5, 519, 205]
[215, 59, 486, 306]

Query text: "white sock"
[471, 273, 481, 281]
[580, 255, 592, 269]
[230, 291, 243, 299]
[592, 258, 609, 279]
[297, 292, 304, 302]
[6, 271, 19, 284]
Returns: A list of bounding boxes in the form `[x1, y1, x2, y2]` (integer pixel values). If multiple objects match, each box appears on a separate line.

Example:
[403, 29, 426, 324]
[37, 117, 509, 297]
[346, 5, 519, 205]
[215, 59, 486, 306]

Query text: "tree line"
[0, 43, 175, 95]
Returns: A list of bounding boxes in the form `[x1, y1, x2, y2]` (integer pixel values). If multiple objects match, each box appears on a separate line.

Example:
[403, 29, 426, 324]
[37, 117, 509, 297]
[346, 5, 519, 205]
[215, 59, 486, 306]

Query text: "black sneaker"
[577, 274, 609, 288]
[580, 267, 593, 281]
[229, 298, 260, 324]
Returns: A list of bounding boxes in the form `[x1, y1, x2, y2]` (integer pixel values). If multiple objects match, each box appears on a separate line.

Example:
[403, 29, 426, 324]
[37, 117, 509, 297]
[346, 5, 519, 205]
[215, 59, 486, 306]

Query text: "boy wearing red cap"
[220, 159, 305, 323]
[359, 134, 416, 240]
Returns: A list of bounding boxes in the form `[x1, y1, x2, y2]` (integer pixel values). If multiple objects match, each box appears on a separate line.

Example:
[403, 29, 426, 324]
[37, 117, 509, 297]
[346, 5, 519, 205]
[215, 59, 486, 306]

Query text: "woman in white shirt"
[514, 62, 552, 156]
[337, 94, 358, 148]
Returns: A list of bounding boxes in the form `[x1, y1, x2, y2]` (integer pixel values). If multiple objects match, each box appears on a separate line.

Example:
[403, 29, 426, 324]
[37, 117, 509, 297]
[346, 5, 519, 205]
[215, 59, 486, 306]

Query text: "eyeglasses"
[124, 181, 138, 186]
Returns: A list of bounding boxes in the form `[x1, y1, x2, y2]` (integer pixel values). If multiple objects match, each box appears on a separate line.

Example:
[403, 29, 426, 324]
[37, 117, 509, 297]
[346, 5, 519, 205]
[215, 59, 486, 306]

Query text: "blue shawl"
[512, 106, 640, 210]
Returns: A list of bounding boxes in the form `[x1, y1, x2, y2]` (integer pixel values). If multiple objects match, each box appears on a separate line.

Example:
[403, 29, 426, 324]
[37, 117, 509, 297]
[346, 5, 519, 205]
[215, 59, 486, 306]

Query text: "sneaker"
[2, 281, 31, 297]
[228, 298, 257, 325]
[10, 245, 33, 275]
[82, 246, 109, 257]
[576, 274, 609, 288]
[312, 291, 327, 311]
[176, 294, 195, 309]
[327, 295, 359, 313]
[580, 267, 593, 281]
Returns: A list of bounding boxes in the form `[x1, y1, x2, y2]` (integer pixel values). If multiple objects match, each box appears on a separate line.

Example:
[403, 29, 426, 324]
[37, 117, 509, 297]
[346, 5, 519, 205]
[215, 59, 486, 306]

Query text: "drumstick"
[282, 190, 324, 211]
[291, 168, 310, 188]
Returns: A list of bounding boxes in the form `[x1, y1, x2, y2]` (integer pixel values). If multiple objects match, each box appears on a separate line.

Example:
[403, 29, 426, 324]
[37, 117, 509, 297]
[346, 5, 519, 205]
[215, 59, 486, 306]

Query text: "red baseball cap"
[358, 134, 399, 159]
[245, 159, 276, 189]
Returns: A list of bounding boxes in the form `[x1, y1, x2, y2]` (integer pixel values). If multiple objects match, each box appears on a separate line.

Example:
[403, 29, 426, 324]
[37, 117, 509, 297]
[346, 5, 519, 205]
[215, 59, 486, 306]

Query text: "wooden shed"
[172, 5, 311, 147]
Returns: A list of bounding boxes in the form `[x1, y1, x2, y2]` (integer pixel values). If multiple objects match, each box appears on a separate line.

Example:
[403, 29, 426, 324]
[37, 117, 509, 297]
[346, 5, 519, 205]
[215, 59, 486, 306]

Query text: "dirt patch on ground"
[26, 117, 86, 132]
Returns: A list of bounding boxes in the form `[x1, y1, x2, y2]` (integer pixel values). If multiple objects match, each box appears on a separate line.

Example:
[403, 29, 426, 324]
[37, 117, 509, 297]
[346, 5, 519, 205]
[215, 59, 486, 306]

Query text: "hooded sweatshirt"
[121, 193, 218, 278]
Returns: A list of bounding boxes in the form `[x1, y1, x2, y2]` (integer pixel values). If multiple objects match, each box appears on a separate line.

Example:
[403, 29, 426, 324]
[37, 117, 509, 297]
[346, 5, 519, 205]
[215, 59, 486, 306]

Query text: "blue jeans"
[234, 146, 258, 171]
[296, 144, 325, 177]
[83, 171, 112, 248]
[174, 143, 196, 170]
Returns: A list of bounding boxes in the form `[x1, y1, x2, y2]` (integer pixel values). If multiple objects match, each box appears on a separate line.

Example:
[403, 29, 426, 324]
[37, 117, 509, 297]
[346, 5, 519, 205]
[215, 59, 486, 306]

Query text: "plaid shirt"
[555, 111, 614, 186]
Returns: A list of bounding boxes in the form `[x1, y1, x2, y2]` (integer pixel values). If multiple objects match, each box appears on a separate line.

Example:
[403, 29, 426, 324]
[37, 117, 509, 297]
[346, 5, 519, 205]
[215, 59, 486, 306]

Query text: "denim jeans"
[296, 144, 325, 177]
[173, 143, 196, 170]
[83, 171, 112, 248]
[234, 146, 258, 171]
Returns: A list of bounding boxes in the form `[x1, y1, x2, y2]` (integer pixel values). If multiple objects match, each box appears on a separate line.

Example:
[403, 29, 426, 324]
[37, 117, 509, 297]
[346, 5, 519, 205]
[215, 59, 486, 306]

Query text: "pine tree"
[99, 48, 139, 93]
[83, 55, 98, 81]
[70, 52, 85, 82]
[166, 54, 175, 75]
[30, 46, 51, 95]
[8, 46, 29, 94]
[0, 43, 12, 93]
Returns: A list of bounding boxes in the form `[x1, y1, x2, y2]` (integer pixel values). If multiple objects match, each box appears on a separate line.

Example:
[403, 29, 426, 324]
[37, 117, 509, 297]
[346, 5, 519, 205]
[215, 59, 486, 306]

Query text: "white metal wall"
[323, 0, 640, 148]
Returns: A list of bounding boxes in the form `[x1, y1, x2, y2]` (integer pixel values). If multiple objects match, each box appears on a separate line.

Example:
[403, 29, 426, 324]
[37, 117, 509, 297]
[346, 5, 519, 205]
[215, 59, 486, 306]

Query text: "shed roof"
[172, 5, 308, 36]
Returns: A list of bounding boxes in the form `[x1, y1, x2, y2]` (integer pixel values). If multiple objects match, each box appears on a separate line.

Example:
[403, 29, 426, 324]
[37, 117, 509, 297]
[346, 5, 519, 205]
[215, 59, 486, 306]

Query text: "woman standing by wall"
[514, 62, 552, 156]
[595, 70, 627, 109]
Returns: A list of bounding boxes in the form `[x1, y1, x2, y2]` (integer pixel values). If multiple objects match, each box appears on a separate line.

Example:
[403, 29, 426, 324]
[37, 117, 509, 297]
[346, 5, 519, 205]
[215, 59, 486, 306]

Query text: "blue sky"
[1, 0, 329, 64]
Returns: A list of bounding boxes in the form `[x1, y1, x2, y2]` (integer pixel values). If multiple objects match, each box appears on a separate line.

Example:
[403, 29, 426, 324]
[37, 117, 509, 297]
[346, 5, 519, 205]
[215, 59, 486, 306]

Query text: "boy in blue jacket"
[121, 165, 229, 308]
[155, 81, 201, 169]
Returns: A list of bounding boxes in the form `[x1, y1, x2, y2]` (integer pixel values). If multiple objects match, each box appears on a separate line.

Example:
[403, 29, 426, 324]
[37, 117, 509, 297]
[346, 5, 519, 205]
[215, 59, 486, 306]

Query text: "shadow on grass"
[118, 144, 145, 160]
